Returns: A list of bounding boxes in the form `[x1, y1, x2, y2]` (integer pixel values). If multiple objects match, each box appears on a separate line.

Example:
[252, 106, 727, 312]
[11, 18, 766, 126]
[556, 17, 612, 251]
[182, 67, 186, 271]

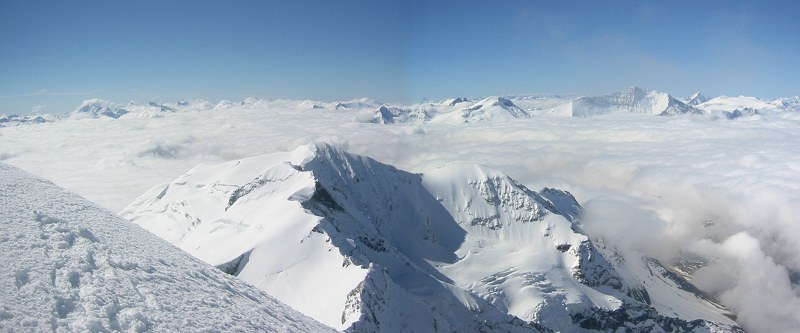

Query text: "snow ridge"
[371, 105, 428, 124]
[0, 163, 336, 333]
[687, 92, 709, 106]
[123, 143, 744, 332]
[570, 86, 702, 117]
[460, 96, 530, 122]
[73, 99, 129, 119]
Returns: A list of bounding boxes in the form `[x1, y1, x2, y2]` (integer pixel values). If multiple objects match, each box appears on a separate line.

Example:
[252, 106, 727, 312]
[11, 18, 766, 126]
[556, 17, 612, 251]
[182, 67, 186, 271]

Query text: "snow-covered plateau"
[2, 86, 799, 332]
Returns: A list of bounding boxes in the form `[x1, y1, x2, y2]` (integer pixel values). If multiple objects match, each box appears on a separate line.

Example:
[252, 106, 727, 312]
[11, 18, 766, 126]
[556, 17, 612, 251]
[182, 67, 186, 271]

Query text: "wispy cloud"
[31, 105, 47, 113]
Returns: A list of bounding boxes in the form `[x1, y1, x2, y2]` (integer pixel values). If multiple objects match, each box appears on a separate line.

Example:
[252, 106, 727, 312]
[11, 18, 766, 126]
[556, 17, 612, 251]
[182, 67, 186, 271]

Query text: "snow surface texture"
[2, 87, 800, 332]
[123, 143, 742, 332]
[0, 163, 335, 333]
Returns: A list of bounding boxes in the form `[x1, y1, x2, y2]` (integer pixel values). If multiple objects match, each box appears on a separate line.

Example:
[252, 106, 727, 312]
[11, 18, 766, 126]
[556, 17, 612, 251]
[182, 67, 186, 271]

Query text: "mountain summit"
[434, 96, 530, 123]
[569, 86, 703, 117]
[687, 92, 709, 106]
[73, 99, 129, 119]
[123, 143, 742, 332]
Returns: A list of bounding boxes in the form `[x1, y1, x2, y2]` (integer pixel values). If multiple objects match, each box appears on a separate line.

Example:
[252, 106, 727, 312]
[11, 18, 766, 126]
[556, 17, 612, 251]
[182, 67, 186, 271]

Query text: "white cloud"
[1, 102, 798, 332]
[31, 105, 47, 113]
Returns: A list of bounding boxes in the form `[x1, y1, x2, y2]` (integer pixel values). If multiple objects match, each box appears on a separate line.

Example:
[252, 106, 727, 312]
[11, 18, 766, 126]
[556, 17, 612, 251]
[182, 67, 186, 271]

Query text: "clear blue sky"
[1, 0, 798, 114]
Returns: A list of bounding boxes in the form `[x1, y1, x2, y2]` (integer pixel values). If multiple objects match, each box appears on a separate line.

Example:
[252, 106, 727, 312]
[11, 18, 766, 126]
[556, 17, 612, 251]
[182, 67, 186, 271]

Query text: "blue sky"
[1, 0, 798, 114]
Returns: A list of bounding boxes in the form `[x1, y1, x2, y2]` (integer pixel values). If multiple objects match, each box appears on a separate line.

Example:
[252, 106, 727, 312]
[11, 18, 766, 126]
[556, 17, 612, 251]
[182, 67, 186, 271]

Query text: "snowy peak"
[444, 96, 530, 123]
[71, 99, 212, 120]
[656, 91, 703, 116]
[369, 105, 430, 124]
[570, 87, 702, 117]
[443, 97, 469, 106]
[122, 101, 177, 118]
[0, 163, 335, 332]
[687, 92, 709, 106]
[333, 98, 379, 110]
[0, 113, 52, 126]
[423, 163, 572, 230]
[123, 143, 540, 331]
[724, 107, 760, 119]
[12, 91, 800, 126]
[373, 105, 396, 124]
[73, 99, 129, 119]
[123, 143, 743, 332]
[240, 96, 263, 106]
[175, 99, 214, 111]
[698, 95, 777, 113]
[146, 101, 175, 112]
[771, 96, 800, 112]
[370, 105, 428, 124]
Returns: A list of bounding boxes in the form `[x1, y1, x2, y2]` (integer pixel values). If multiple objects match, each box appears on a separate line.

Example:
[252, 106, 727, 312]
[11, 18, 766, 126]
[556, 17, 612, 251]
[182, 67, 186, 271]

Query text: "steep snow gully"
[123, 143, 744, 332]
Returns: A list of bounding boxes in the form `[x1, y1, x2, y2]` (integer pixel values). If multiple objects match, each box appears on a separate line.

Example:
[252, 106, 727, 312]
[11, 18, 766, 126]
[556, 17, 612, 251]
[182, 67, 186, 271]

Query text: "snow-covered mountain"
[72, 99, 197, 119]
[697, 95, 777, 113]
[17, 88, 795, 127]
[333, 98, 380, 110]
[686, 92, 710, 106]
[0, 113, 55, 126]
[174, 99, 214, 112]
[685, 94, 800, 117]
[433, 97, 530, 123]
[122, 102, 177, 118]
[723, 108, 760, 120]
[6, 87, 797, 129]
[122, 143, 743, 332]
[771, 96, 800, 112]
[0, 163, 335, 332]
[371, 105, 429, 124]
[509, 95, 574, 116]
[73, 99, 129, 119]
[442, 97, 470, 106]
[565, 87, 702, 117]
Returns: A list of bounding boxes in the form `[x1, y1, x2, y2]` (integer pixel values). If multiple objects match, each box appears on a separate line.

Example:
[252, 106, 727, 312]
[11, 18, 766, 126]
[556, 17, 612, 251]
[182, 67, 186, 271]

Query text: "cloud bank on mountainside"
[1, 96, 799, 332]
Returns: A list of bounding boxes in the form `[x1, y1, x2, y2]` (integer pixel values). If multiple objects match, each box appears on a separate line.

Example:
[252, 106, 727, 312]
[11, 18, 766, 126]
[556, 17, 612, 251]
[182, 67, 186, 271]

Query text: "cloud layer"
[2, 104, 798, 332]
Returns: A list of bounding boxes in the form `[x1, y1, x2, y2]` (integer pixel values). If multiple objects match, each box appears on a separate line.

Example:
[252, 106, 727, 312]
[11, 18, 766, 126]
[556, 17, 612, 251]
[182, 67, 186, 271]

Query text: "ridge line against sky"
[1, 0, 799, 114]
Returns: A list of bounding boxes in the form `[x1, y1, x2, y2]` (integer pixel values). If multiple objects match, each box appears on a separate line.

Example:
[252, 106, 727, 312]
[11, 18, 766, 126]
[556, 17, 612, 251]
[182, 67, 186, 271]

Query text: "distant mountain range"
[4, 86, 797, 126]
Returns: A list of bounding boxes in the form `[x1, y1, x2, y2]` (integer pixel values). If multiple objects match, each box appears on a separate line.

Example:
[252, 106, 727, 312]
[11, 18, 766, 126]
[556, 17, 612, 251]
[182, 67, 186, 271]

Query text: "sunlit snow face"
[2, 103, 799, 332]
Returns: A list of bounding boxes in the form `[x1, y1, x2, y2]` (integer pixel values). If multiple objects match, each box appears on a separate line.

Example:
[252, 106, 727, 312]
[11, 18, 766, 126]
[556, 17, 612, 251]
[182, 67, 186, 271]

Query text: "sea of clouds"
[2, 102, 798, 332]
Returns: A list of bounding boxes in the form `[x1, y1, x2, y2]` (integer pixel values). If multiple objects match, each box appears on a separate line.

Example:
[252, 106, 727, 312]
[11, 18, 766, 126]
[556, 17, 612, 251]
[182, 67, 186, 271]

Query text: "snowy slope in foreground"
[0, 163, 335, 333]
[123, 143, 743, 332]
